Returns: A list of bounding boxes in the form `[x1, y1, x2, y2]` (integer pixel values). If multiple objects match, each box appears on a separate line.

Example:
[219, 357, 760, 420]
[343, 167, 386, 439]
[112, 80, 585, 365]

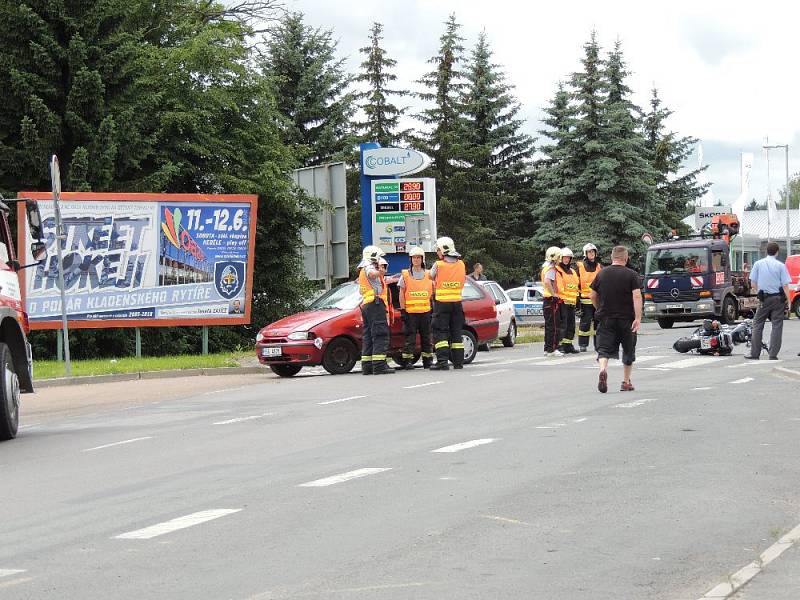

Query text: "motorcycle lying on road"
[672, 319, 766, 356]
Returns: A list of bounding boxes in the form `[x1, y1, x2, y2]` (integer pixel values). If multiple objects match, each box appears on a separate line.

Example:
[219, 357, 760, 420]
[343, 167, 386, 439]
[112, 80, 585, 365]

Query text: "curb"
[35, 366, 266, 389]
[772, 366, 800, 381]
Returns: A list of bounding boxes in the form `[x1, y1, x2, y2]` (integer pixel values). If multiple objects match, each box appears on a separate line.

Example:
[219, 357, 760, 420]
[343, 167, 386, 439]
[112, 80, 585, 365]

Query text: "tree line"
[0, 2, 708, 358]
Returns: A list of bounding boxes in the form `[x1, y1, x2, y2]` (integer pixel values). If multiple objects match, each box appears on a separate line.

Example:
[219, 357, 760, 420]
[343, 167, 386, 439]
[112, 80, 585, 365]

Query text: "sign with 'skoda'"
[17, 192, 257, 330]
[694, 205, 732, 231]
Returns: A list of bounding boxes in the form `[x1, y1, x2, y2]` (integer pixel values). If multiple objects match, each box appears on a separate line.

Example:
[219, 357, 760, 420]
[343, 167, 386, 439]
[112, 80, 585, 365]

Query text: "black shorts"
[596, 318, 637, 365]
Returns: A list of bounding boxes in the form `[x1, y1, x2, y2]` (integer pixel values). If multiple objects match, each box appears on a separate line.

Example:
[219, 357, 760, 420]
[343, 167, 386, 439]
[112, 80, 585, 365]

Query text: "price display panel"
[371, 178, 436, 254]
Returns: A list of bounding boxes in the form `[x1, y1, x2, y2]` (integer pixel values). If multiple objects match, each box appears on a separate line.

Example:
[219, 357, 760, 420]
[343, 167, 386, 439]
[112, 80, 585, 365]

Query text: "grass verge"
[33, 352, 251, 380]
[515, 326, 544, 345]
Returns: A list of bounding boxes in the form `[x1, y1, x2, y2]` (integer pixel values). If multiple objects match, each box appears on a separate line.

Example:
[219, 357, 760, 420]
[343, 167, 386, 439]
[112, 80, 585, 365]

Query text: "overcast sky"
[285, 0, 799, 209]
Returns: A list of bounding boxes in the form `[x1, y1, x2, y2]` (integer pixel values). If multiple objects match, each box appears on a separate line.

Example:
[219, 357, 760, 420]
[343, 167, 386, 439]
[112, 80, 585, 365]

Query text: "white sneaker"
[544, 350, 564, 357]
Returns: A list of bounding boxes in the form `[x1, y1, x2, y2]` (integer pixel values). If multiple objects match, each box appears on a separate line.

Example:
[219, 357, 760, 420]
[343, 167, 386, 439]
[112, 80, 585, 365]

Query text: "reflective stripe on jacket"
[401, 269, 433, 313]
[433, 260, 466, 302]
[358, 267, 387, 304]
[555, 264, 579, 305]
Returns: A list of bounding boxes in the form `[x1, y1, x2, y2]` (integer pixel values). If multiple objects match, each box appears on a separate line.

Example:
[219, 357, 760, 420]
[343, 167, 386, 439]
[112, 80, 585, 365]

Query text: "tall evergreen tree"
[354, 22, 408, 147]
[261, 12, 355, 167]
[642, 87, 710, 226]
[446, 31, 536, 284]
[415, 13, 466, 199]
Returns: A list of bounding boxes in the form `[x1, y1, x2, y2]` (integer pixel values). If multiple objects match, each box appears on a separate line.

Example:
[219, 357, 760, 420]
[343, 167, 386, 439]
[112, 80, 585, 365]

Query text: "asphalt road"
[2, 321, 800, 600]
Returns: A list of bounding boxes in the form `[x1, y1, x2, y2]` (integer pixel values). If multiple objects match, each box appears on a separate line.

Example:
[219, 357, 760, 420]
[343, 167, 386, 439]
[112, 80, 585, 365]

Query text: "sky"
[285, 0, 799, 211]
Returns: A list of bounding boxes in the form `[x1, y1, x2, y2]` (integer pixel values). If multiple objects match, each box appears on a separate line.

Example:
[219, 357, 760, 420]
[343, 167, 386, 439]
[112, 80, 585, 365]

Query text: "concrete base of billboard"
[36, 366, 266, 389]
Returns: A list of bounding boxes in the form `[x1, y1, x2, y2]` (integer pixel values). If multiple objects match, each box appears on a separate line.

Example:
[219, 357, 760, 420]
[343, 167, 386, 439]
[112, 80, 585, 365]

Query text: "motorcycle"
[672, 319, 764, 356]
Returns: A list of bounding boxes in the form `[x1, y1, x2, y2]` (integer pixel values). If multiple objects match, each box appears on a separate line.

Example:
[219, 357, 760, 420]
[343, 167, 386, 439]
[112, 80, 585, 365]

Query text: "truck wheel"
[721, 296, 737, 325]
[657, 318, 674, 329]
[502, 320, 517, 347]
[793, 299, 800, 319]
[269, 364, 302, 378]
[322, 337, 358, 375]
[462, 330, 478, 364]
[0, 343, 20, 441]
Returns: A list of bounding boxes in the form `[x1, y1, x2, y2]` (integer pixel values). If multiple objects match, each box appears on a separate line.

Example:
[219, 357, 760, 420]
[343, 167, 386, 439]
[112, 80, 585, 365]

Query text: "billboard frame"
[17, 191, 258, 330]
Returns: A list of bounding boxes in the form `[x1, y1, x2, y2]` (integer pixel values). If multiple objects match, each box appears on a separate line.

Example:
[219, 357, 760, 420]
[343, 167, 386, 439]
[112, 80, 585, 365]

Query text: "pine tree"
[261, 12, 355, 167]
[447, 31, 536, 284]
[415, 13, 466, 199]
[642, 87, 710, 227]
[354, 22, 408, 147]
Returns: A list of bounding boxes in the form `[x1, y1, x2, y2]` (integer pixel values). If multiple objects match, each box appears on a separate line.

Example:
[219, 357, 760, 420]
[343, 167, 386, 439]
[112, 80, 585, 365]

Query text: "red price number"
[401, 201, 424, 211]
[400, 181, 424, 191]
[400, 192, 422, 201]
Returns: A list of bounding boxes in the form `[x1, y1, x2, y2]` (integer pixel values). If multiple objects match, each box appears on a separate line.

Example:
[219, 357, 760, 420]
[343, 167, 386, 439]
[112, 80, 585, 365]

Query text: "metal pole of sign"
[202, 326, 209, 355]
[135, 328, 142, 358]
[50, 155, 72, 376]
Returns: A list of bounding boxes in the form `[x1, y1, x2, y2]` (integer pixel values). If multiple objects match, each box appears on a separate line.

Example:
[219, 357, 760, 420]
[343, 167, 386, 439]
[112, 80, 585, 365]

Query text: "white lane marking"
[318, 395, 367, 405]
[692, 387, 712, 391]
[0, 570, 25, 578]
[213, 413, 273, 425]
[637, 346, 662, 351]
[614, 398, 657, 409]
[203, 386, 246, 395]
[653, 356, 730, 369]
[536, 423, 566, 429]
[431, 438, 497, 453]
[481, 515, 532, 526]
[632, 355, 667, 363]
[536, 355, 595, 365]
[483, 356, 546, 366]
[83, 437, 152, 452]
[730, 377, 754, 384]
[299, 468, 392, 487]
[18, 424, 39, 430]
[727, 360, 780, 368]
[115, 509, 242, 540]
[573, 417, 588, 423]
[641, 367, 671, 371]
[697, 523, 800, 599]
[403, 381, 442, 389]
[470, 369, 509, 378]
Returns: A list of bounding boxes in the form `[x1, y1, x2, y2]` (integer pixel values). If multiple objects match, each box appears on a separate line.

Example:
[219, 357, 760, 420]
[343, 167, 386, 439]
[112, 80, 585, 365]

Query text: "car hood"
[262, 310, 345, 336]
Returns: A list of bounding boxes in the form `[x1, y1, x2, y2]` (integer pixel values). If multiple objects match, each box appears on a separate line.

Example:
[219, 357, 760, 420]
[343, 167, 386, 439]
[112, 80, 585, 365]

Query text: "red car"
[255, 275, 499, 377]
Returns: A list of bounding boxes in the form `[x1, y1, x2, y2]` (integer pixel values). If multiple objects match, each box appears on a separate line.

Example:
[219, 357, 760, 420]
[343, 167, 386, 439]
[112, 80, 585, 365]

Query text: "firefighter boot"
[372, 361, 396, 375]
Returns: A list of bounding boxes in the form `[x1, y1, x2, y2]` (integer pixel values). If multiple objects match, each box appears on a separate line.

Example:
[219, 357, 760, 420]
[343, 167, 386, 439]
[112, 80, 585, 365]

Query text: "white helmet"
[545, 246, 562, 262]
[561, 247, 574, 258]
[408, 246, 425, 257]
[362, 245, 385, 262]
[378, 257, 388, 266]
[436, 236, 459, 257]
[582, 243, 597, 255]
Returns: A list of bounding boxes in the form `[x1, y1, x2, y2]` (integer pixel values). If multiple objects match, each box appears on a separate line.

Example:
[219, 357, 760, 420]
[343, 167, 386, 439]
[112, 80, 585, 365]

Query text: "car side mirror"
[495, 298, 501, 305]
[31, 241, 47, 263]
[26, 200, 44, 241]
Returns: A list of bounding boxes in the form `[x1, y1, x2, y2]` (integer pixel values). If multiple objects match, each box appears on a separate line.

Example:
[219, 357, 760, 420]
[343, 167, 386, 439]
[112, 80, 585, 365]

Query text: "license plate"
[261, 346, 282, 357]
[666, 303, 683, 309]
[700, 338, 711, 349]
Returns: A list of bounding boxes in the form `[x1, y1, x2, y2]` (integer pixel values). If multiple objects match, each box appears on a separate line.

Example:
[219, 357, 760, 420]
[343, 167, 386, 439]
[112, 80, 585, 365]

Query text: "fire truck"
[643, 215, 760, 328]
[0, 197, 46, 440]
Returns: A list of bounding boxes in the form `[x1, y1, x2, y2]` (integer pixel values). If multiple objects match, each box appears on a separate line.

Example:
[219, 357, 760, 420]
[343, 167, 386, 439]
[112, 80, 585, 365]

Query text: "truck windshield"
[308, 282, 362, 310]
[646, 248, 709, 275]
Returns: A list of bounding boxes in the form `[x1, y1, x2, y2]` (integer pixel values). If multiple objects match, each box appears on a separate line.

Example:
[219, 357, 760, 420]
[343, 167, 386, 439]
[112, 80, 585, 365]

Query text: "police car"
[504, 283, 545, 325]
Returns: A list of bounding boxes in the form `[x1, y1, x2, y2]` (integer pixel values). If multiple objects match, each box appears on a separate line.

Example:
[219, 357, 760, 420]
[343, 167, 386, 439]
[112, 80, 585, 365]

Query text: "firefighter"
[556, 247, 580, 354]
[429, 236, 467, 370]
[357, 245, 394, 375]
[576, 243, 602, 352]
[541, 246, 563, 357]
[398, 246, 434, 369]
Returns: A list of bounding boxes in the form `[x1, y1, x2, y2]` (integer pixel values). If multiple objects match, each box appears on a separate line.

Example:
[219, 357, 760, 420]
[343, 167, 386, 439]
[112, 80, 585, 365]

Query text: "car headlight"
[287, 331, 310, 341]
[256, 332, 264, 343]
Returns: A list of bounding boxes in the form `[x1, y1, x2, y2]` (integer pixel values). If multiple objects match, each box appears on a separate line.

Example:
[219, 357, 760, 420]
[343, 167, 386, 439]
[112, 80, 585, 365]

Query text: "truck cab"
[642, 238, 758, 328]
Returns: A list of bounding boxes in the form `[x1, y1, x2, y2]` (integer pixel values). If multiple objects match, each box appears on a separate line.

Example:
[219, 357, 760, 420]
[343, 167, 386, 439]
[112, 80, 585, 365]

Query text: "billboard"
[17, 192, 258, 330]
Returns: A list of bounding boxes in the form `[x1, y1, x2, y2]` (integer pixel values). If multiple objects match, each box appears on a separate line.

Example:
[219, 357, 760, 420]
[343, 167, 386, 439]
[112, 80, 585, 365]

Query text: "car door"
[506, 287, 528, 325]
[488, 283, 513, 334]
[527, 287, 544, 322]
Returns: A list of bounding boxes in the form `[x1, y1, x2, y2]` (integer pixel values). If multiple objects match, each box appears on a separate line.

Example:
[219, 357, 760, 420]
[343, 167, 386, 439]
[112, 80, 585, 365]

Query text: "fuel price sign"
[371, 178, 436, 254]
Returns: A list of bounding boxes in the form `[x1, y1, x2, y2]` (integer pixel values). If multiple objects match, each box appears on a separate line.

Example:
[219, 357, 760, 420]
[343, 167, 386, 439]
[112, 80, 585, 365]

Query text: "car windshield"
[646, 248, 709, 275]
[308, 282, 362, 310]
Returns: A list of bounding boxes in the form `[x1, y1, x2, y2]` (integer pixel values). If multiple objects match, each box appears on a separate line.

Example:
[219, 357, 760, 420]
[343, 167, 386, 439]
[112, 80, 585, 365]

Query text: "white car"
[476, 280, 517, 347]
[505, 284, 545, 326]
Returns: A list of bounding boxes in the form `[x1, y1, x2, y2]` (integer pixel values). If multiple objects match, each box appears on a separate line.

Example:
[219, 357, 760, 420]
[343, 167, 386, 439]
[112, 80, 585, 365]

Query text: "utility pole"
[50, 156, 72, 376]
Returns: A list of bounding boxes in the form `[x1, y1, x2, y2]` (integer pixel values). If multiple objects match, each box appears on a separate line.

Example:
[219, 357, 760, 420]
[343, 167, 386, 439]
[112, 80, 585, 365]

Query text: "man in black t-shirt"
[590, 245, 642, 394]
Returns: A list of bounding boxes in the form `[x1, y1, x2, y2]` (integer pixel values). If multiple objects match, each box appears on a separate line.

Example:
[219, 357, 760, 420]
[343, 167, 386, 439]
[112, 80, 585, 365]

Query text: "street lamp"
[763, 143, 790, 255]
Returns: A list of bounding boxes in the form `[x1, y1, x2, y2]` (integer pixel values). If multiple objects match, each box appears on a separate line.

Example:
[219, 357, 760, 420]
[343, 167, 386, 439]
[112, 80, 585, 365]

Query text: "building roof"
[683, 210, 800, 239]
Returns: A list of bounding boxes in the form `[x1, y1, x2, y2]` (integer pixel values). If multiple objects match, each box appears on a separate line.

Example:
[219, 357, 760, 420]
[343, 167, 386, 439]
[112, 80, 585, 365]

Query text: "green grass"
[33, 351, 251, 380]
[515, 326, 544, 345]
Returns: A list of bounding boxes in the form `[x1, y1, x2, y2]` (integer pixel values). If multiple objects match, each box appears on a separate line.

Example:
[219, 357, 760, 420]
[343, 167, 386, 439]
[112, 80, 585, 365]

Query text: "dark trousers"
[361, 300, 390, 367]
[749, 294, 785, 358]
[432, 301, 465, 366]
[543, 297, 562, 353]
[578, 302, 599, 349]
[559, 303, 577, 350]
[403, 311, 433, 366]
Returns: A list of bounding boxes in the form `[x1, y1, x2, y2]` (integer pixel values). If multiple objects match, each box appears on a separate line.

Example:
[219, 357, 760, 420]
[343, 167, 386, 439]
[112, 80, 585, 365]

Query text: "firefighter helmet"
[545, 246, 562, 262]
[561, 247, 574, 258]
[408, 246, 425, 257]
[582, 243, 598, 255]
[362, 245, 385, 262]
[435, 236, 459, 257]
